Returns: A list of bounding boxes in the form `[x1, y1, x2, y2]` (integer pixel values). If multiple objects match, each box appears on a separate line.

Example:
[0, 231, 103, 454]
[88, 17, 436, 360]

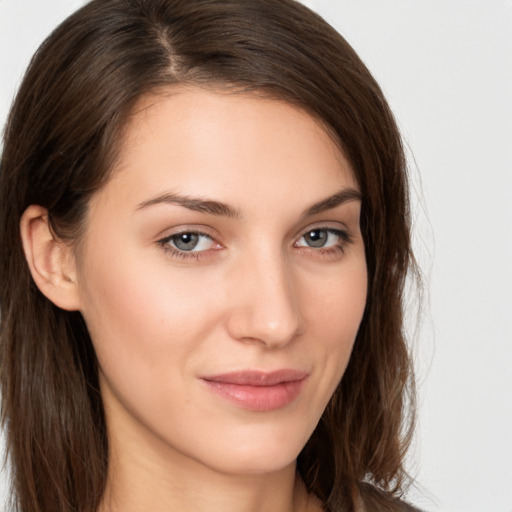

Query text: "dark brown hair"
[0, 1, 416, 511]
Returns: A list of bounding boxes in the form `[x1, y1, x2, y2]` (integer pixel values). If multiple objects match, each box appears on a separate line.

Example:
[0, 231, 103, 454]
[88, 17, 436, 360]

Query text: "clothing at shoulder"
[363, 498, 423, 512]
[359, 483, 423, 512]
[397, 501, 423, 512]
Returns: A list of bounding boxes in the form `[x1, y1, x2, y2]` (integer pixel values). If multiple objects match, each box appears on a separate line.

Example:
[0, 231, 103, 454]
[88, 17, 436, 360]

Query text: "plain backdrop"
[1, 1, 511, 512]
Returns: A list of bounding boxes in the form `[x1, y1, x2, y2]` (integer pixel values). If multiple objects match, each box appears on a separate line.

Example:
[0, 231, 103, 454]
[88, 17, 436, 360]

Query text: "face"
[75, 88, 367, 477]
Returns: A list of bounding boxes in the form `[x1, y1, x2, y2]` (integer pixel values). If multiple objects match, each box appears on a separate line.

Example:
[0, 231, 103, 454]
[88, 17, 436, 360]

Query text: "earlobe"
[20, 205, 81, 311]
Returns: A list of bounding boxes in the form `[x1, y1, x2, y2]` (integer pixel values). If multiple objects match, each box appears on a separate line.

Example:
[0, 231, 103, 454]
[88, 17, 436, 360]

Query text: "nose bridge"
[227, 245, 302, 347]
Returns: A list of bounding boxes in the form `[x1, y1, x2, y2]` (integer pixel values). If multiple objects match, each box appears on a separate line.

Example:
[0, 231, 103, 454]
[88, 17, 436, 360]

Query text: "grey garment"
[363, 500, 423, 512]
[357, 483, 424, 512]
[397, 502, 423, 512]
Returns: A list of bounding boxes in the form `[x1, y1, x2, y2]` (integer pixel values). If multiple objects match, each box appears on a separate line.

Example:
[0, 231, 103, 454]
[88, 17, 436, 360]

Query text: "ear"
[20, 205, 81, 311]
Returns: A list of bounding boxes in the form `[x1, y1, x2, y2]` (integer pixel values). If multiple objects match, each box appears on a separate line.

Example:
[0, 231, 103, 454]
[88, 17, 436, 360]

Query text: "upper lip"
[202, 370, 309, 386]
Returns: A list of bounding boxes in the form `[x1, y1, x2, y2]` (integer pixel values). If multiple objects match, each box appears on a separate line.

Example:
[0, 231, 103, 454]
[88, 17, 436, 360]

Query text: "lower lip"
[202, 378, 306, 412]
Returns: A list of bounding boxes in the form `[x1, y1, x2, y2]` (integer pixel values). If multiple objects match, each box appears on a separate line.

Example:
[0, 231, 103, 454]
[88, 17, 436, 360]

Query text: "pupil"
[173, 233, 199, 251]
[306, 230, 327, 248]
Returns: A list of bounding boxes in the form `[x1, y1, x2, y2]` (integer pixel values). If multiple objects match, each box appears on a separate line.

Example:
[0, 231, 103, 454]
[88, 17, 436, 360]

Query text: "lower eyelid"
[164, 247, 204, 260]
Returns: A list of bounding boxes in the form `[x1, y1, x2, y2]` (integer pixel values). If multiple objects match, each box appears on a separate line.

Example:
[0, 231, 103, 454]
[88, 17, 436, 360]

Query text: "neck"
[99, 445, 313, 512]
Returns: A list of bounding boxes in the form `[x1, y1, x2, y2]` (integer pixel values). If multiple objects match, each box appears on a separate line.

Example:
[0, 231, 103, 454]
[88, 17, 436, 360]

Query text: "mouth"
[201, 370, 309, 412]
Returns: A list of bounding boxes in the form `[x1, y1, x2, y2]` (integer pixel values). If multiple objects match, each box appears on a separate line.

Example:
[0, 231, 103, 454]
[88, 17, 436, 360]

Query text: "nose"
[225, 250, 304, 348]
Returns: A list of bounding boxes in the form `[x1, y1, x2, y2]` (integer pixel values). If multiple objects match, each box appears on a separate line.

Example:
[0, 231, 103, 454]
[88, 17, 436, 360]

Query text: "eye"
[295, 228, 351, 251]
[159, 231, 217, 254]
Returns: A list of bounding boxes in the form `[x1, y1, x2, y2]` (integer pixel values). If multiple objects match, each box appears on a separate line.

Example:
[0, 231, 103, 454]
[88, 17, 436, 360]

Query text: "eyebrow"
[136, 192, 241, 218]
[135, 187, 361, 219]
[301, 188, 361, 217]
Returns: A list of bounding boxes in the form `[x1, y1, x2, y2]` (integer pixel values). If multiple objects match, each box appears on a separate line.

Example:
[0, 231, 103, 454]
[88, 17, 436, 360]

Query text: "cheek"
[77, 246, 219, 387]
[304, 260, 367, 382]
[306, 257, 367, 337]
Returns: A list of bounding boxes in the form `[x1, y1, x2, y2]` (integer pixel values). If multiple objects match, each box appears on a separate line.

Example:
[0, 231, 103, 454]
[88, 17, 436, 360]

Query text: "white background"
[1, 1, 511, 512]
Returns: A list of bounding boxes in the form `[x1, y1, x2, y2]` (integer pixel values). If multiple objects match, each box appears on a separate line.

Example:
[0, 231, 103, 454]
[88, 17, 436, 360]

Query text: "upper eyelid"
[294, 222, 351, 239]
[295, 227, 352, 244]
[160, 231, 211, 240]
[156, 225, 219, 243]
[158, 230, 217, 249]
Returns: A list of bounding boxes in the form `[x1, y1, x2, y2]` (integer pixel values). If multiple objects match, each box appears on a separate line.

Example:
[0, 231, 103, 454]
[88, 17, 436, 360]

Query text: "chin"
[204, 448, 299, 477]
[185, 423, 312, 477]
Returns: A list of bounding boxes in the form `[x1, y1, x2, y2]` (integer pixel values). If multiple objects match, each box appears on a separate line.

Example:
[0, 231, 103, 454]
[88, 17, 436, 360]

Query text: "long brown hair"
[0, 1, 416, 511]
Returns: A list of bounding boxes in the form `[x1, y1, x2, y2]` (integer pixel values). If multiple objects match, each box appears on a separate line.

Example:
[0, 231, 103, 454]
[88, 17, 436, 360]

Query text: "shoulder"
[359, 483, 423, 512]
[362, 498, 423, 512]
[395, 501, 423, 512]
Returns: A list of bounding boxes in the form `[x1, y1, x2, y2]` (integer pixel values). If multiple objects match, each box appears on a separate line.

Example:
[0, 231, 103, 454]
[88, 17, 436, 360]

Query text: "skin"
[25, 88, 368, 512]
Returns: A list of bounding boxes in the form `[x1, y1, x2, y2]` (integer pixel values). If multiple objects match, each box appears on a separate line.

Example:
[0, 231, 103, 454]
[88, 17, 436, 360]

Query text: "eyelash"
[157, 227, 353, 261]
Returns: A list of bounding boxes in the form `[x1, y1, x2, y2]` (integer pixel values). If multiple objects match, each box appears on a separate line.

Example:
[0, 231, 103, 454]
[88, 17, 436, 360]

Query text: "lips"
[201, 370, 308, 412]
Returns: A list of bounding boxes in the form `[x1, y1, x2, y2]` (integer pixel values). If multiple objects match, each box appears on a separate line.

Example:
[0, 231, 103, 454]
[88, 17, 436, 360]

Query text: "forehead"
[96, 87, 357, 214]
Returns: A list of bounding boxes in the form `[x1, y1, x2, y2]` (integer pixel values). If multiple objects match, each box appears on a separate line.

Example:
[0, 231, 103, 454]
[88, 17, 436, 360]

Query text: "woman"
[0, 1, 418, 511]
